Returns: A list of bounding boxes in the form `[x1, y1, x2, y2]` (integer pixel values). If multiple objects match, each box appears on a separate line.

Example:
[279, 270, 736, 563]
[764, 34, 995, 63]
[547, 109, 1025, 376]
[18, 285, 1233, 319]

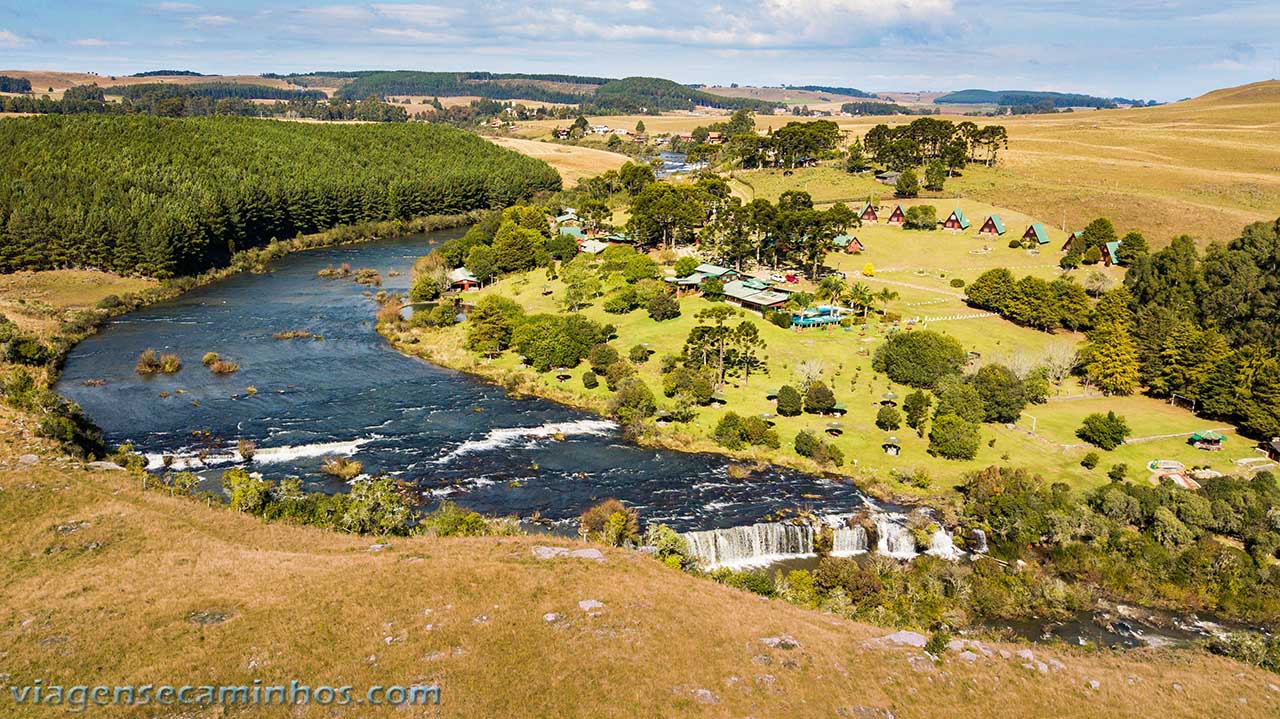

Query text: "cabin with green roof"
[887, 204, 906, 225]
[1103, 240, 1122, 266]
[1189, 430, 1226, 451]
[978, 214, 1006, 236]
[833, 234, 865, 253]
[859, 202, 878, 223]
[942, 208, 970, 231]
[1022, 223, 1051, 245]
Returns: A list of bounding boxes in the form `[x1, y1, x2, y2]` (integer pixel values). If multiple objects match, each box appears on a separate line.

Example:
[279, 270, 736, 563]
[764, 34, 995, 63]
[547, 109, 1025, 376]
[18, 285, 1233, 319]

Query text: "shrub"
[610, 378, 656, 426]
[1081, 452, 1100, 469]
[1008, 238, 1023, 249]
[766, 310, 792, 329]
[588, 343, 620, 375]
[876, 405, 902, 431]
[629, 344, 652, 363]
[604, 360, 635, 391]
[794, 429, 819, 458]
[582, 371, 599, 389]
[710, 568, 776, 597]
[673, 256, 699, 277]
[1076, 411, 1130, 450]
[341, 477, 413, 535]
[701, 277, 724, 300]
[662, 366, 714, 404]
[645, 523, 695, 570]
[420, 501, 490, 537]
[1107, 463, 1128, 481]
[5, 335, 52, 366]
[903, 205, 936, 230]
[646, 292, 681, 321]
[972, 363, 1026, 423]
[222, 468, 270, 514]
[872, 331, 966, 388]
[321, 456, 363, 481]
[713, 412, 750, 450]
[949, 278, 965, 288]
[580, 498, 639, 546]
[202, 352, 220, 366]
[903, 389, 932, 431]
[925, 629, 951, 657]
[776, 385, 803, 416]
[136, 348, 181, 375]
[803, 381, 836, 414]
[95, 294, 124, 310]
[602, 292, 636, 314]
[928, 413, 980, 460]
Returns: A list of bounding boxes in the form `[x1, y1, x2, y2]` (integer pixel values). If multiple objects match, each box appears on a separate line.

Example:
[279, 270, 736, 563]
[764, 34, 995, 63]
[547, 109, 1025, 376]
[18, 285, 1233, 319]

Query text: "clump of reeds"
[137, 349, 181, 375]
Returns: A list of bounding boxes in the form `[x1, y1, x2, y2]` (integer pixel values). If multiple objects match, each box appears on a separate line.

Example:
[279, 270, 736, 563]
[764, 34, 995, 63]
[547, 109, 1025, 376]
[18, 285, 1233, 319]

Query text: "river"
[56, 230, 872, 533]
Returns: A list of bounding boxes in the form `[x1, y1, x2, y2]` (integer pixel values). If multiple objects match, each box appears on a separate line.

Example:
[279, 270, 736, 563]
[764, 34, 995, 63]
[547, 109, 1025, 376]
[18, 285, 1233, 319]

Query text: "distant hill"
[129, 70, 206, 77]
[787, 84, 877, 99]
[321, 71, 609, 103]
[590, 77, 778, 112]
[935, 89, 1152, 108]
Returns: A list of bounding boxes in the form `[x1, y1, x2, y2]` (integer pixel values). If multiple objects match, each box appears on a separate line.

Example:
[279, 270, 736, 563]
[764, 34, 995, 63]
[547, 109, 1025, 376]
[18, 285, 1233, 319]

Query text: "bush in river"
[321, 456, 363, 481]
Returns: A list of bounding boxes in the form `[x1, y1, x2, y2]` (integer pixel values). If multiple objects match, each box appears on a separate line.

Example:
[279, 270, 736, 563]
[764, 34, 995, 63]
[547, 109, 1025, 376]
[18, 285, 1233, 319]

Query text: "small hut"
[1267, 437, 1280, 461]
[859, 202, 879, 223]
[1189, 430, 1226, 451]
[1023, 223, 1051, 246]
[882, 436, 901, 456]
[448, 267, 480, 292]
[942, 208, 970, 231]
[978, 214, 1006, 236]
[886, 204, 906, 226]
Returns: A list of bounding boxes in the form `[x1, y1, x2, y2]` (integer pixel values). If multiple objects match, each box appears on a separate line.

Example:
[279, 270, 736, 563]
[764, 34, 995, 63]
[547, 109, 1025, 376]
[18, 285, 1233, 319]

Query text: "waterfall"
[925, 528, 963, 559]
[682, 522, 814, 568]
[831, 526, 868, 556]
[875, 515, 918, 559]
[970, 528, 989, 553]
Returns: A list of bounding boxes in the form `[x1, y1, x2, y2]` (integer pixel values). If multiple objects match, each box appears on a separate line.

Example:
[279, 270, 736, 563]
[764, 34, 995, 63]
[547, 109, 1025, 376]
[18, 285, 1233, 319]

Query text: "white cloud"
[371, 27, 451, 42]
[194, 14, 237, 26]
[371, 4, 460, 26]
[71, 38, 130, 47]
[153, 1, 200, 11]
[0, 29, 31, 48]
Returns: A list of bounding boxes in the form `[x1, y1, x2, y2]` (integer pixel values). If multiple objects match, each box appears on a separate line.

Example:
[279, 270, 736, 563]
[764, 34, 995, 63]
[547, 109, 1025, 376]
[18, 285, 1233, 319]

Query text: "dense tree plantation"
[1, 85, 410, 122]
[0, 115, 561, 276]
[333, 70, 609, 103]
[117, 82, 328, 101]
[588, 77, 778, 113]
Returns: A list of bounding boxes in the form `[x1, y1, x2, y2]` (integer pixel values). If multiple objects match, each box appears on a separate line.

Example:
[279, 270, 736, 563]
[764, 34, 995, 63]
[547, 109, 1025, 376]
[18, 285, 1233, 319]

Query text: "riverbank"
[376, 318, 925, 504]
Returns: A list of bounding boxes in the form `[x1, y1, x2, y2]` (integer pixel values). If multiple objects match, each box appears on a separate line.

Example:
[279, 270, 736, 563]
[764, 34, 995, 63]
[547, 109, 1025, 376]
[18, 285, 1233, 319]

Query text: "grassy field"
[508, 81, 1280, 245]
[487, 137, 630, 187]
[0, 270, 156, 336]
[396, 201, 1254, 496]
[0, 70, 299, 99]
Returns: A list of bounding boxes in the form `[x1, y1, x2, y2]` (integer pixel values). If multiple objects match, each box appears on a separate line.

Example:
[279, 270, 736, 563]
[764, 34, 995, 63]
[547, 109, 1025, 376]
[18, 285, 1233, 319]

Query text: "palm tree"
[849, 282, 875, 317]
[875, 287, 900, 314]
[815, 275, 847, 302]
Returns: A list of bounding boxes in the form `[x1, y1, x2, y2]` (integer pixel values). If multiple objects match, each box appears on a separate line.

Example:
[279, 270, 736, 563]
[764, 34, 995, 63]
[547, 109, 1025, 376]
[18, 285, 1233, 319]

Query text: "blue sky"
[1, 1, 1277, 100]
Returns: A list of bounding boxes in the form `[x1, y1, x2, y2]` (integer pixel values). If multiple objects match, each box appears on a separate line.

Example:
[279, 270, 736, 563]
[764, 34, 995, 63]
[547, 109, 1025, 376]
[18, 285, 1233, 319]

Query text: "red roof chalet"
[886, 204, 906, 225]
[859, 202, 878, 223]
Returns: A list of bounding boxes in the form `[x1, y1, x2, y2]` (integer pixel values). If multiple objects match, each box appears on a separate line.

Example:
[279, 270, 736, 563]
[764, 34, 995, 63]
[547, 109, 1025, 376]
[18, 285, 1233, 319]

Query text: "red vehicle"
[784, 274, 799, 283]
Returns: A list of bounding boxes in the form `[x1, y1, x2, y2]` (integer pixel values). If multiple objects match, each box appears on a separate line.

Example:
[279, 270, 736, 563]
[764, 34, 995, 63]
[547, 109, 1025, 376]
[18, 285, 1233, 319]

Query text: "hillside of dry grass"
[3, 448, 1280, 718]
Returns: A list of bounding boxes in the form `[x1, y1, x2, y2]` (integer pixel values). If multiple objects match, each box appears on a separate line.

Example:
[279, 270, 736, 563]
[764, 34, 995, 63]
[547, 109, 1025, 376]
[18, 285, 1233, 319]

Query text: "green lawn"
[412, 190, 1248, 496]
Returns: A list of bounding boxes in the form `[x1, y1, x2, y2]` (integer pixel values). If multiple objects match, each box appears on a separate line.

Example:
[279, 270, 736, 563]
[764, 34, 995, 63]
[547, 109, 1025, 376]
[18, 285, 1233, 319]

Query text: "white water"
[875, 515, 919, 560]
[682, 522, 815, 568]
[145, 437, 375, 471]
[970, 528, 989, 553]
[831, 526, 869, 556]
[925, 528, 964, 559]
[433, 419, 618, 465]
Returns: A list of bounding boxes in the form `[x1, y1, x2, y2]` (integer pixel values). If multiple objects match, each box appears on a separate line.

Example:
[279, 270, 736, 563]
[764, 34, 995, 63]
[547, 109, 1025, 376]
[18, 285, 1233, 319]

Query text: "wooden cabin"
[1267, 437, 1280, 461]
[886, 204, 906, 226]
[448, 267, 480, 292]
[1102, 241, 1122, 267]
[859, 202, 878, 223]
[978, 214, 1006, 236]
[1188, 431, 1225, 451]
[1023, 223, 1051, 246]
[942, 208, 970, 231]
[833, 234, 865, 253]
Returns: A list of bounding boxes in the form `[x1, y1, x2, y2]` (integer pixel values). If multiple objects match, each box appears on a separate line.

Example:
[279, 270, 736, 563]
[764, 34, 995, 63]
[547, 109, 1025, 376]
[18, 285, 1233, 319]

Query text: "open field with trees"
[488, 137, 630, 187]
[507, 81, 1280, 245]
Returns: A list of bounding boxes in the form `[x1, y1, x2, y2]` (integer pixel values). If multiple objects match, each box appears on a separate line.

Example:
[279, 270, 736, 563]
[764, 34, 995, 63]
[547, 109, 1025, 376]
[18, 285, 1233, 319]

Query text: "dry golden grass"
[0, 269, 155, 335]
[488, 136, 631, 187]
[0, 70, 295, 99]
[2, 457, 1279, 718]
